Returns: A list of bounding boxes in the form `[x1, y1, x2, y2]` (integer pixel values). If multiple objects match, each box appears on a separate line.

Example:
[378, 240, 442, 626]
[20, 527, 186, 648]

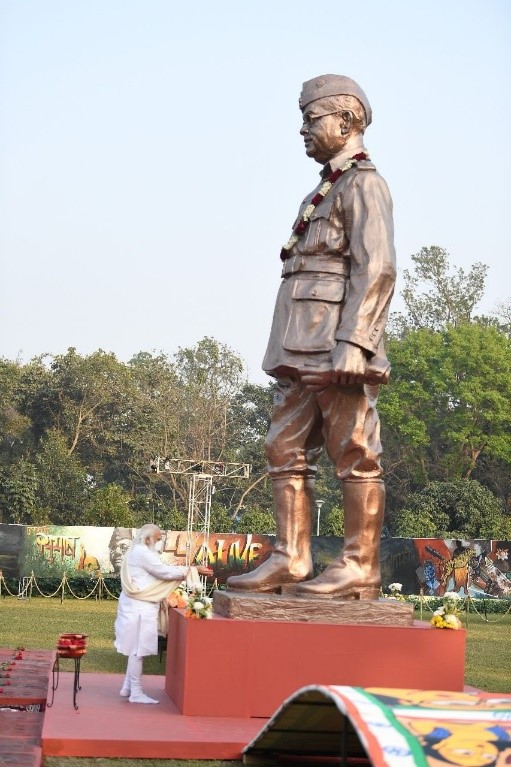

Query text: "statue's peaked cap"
[299, 74, 372, 126]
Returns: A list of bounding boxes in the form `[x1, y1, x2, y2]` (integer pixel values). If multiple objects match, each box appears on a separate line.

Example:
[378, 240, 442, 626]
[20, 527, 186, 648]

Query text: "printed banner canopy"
[243, 685, 511, 766]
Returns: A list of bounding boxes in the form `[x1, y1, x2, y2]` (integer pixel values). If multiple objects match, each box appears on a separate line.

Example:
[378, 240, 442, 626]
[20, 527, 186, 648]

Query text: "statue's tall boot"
[296, 479, 384, 600]
[226, 475, 313, 593]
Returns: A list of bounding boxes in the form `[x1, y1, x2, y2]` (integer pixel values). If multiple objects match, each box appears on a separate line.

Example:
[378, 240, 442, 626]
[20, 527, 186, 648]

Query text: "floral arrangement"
[185, 590, 213, 620]
[431, 591, 463, 630]
[386, 582, 405, 601]
[167, 587, 188, 609]
[168, 587, 213, 619]
[280, 152, 368, 261]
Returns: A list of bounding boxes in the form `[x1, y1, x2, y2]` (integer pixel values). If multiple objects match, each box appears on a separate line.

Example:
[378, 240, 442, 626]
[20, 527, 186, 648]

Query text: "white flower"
[283, 233, 300, 251]
[302, 204, 315, 220]
[434, 607, 446, 616]
[203, 596, 213, 605]
[443, 614, 461, 630]
[389, 583, 402, 592]
[193, 601, 205, 611]
[319, 181, 332, 195]
[443, 591, 461, 600]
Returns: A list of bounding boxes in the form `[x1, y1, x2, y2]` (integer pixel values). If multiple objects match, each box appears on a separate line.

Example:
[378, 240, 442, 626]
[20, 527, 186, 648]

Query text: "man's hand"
[331, 341, 368, 386]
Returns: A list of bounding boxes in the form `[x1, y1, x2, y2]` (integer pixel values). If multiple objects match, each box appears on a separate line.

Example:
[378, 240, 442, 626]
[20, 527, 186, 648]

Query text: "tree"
[34, 431, 90, 525]
[82, 483, 137, 527]
[173, 337, 246, 462]
[394, 480, 511, 538]
[321, 505, 345, 536]
[390, 246, 488, 335]
[379, 323, 511, 522]
[0, 459, 42, 524]
[0, 359, 32, 461]
[236, 507, 277, 534]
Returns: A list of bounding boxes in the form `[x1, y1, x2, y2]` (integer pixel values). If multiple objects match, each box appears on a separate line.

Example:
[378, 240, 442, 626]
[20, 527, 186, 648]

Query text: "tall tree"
[394, 480, 511, 538]
[390, 246, 488, 335]
[380, 323, 511, 522]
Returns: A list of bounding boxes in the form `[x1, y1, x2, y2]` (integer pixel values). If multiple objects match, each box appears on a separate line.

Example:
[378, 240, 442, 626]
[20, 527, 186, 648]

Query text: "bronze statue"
[227, 75, 396, 599]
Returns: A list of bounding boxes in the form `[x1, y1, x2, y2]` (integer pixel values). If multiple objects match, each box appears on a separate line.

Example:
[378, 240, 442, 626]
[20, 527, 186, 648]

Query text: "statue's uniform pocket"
[283, 276, 347, 352]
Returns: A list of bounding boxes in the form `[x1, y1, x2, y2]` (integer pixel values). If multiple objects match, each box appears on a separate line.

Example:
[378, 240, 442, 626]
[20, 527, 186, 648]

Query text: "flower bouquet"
[184, 591, 213, 620]
[167, 587, 188, 609]
[168, 583, 213, 619]
[431, 591, 463, 630]
[386, 582, 405, 600]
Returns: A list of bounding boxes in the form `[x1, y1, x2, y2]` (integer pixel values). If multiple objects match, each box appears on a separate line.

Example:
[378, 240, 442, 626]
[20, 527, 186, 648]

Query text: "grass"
[1, 597, 510, 766]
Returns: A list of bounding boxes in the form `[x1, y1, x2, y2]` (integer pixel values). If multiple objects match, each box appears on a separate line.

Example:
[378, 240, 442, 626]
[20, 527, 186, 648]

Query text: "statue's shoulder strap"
[356, 159, 377, 172]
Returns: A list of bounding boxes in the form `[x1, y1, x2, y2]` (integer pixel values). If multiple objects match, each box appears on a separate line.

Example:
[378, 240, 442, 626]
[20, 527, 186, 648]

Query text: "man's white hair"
[135, 523, 160, 546]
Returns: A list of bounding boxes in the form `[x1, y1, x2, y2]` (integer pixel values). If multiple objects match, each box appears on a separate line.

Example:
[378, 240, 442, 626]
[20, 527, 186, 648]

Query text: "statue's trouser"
[295, 478, 384, 599]
[226, 376, 384, 597]
[226, 474, 314, 592]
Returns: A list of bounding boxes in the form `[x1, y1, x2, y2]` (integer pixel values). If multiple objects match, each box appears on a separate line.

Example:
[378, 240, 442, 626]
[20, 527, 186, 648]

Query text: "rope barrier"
[0, 570, 120, 601]
[1, 569, 510, 621]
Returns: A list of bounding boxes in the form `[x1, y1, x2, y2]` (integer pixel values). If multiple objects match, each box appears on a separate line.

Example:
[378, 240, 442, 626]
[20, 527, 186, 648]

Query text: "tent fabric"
[243, 685, 511, 766]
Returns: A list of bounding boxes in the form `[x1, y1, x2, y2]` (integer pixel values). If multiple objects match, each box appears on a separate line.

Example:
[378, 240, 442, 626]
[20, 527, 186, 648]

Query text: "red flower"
[280, 152, 367, 259]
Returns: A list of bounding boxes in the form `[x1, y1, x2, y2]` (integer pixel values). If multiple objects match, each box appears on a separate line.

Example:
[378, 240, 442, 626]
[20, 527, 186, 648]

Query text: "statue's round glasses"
[301, 110, 342, 128]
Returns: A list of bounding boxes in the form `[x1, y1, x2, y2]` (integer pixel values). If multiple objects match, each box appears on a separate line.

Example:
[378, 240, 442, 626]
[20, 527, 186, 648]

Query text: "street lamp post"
[315, 499, 324, 536]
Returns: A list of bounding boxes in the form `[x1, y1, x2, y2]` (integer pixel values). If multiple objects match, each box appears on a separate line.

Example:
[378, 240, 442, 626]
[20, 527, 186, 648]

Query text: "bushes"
[1, 574, 121, 600]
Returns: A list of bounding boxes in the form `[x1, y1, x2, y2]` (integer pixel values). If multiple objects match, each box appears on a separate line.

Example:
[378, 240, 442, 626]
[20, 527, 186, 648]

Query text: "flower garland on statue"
[431, 591, 463, 630]
[168, 586, 213, 619]
[280, 152, 368, 261]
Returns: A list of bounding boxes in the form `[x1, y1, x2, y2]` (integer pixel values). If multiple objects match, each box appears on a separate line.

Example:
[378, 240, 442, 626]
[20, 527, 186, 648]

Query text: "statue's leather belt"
[281, 254, 350, 278]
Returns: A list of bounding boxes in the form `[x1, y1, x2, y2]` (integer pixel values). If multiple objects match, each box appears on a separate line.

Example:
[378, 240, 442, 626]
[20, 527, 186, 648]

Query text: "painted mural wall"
[0, 524, 509, 598]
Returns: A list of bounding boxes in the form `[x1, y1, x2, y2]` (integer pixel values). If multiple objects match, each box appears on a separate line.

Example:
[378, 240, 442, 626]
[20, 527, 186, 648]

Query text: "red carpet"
[42, 672, 267, 760]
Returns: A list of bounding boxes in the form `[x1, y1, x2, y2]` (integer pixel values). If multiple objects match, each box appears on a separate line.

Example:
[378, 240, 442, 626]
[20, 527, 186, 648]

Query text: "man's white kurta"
[114, 544, 187, 657]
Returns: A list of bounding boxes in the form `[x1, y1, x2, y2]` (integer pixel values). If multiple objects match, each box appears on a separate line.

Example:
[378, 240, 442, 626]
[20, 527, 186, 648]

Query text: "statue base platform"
[165, 601, 466, 718]
[213, 589, 415, 625]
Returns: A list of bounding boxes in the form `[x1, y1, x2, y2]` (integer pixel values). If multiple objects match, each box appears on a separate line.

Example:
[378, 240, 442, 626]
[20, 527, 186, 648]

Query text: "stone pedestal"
[213, 590, 414, 625]
[165, 603, 466, 718]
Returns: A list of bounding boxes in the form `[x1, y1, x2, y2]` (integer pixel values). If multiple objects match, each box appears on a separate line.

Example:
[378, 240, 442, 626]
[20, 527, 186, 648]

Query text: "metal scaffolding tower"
[150, 457, 251, 594]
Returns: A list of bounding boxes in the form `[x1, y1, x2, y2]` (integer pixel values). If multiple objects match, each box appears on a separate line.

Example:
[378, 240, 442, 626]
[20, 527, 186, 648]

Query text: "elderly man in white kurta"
[114, 523, 211, 704]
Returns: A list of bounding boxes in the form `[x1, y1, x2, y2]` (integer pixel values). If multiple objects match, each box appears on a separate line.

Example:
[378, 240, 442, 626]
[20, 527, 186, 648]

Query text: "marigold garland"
[280, 152, 368, 261]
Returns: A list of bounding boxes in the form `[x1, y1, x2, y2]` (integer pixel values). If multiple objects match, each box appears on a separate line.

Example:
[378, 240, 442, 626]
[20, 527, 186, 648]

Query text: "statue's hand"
[331, 342, 368, 386]
[300, 368, 335, 392]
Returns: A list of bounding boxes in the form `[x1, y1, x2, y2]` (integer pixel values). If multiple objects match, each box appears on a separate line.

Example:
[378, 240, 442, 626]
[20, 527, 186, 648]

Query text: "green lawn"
[1, 597, 509, 767]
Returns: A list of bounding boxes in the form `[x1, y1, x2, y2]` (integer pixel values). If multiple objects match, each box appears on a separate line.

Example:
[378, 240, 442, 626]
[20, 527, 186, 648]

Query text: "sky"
[1, 0, 510, 384]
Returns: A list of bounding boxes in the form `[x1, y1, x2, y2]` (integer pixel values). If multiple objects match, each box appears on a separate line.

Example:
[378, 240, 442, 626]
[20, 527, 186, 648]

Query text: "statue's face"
[300, 103, 347, 164]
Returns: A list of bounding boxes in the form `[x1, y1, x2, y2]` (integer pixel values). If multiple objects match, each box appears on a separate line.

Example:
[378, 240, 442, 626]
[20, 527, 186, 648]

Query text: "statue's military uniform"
[262, 142, 396, 483]
[227, 75, 396, 599]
